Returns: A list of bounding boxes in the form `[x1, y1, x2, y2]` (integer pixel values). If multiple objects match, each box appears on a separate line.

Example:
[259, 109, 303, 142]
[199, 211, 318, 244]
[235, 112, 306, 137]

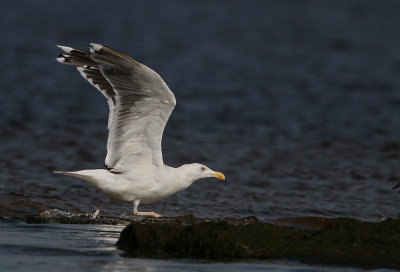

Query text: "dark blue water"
[1, 0, 400, 270]
[2, 0, 400, 140]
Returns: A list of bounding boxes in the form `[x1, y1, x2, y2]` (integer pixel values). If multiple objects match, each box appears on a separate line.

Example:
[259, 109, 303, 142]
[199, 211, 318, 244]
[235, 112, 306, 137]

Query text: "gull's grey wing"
[57, 43, 176, 172]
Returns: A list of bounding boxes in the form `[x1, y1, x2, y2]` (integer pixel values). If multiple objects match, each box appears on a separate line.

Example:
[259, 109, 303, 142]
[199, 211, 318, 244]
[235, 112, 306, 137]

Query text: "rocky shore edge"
[116, 216, 400, 270]
[2, 211, 399, 270]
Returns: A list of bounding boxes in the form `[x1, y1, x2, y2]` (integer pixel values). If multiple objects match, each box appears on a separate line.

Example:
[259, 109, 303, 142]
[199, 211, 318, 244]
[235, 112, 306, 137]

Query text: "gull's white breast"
[73, 165, 187, 204]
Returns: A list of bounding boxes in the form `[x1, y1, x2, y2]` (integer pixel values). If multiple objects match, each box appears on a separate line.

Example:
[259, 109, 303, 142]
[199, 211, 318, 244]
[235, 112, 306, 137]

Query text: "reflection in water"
[0, 222, 374, 272]
[0, 222, 123, 271]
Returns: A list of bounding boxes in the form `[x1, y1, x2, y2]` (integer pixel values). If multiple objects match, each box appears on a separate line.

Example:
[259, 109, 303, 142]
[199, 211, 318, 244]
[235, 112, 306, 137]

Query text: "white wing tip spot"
[55, 57, 65, 63]
[90, 43, 103, 53]
[57, 45, 74, 53]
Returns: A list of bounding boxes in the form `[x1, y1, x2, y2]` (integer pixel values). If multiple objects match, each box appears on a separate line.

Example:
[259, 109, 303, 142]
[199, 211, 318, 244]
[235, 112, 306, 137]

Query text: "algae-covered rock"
[27, 209, 131, 225]
[117, 217, 400, 270]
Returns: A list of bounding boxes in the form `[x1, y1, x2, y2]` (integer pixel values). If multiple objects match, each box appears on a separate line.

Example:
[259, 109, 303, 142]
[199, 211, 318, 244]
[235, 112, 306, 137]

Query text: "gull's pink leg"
[133, 200, 162, 218]
[92, 200, 108, 218]
[92, 209, 101, 218]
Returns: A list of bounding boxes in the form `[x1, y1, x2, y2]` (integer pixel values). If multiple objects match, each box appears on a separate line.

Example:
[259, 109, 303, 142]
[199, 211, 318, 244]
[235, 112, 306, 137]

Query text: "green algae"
[117, 217, 400, 270]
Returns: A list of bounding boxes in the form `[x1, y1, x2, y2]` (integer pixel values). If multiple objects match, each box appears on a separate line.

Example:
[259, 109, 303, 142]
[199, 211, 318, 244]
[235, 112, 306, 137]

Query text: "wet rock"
[117, 217, 400, 270]
[25, 215, 129, 225]
[25, 209, 132, 225]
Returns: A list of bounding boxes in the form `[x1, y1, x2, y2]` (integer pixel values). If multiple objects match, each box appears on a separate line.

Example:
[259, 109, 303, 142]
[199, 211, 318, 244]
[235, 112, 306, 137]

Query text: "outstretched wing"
[56, 43, 176, 172]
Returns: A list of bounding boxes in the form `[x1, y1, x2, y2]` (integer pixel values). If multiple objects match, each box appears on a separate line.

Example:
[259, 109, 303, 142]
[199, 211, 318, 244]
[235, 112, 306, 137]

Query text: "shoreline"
[2, 212, 399, 270]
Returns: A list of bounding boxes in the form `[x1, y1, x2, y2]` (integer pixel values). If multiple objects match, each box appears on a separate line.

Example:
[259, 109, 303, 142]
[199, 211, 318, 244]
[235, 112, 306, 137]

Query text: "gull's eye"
[201, 167, 206, 171]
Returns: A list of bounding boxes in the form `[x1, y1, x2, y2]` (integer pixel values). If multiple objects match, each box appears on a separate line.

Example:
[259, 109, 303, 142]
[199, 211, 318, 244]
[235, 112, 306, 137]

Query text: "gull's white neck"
[163, 164, 199, 192]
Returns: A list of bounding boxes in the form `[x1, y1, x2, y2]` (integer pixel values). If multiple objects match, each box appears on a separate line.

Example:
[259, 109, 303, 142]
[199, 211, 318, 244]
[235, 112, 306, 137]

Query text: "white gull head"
[178, 163, 225, 185]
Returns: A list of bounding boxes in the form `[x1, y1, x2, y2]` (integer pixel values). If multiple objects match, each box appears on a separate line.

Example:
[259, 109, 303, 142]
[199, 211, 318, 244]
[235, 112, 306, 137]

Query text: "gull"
[55, 43, 225, 218]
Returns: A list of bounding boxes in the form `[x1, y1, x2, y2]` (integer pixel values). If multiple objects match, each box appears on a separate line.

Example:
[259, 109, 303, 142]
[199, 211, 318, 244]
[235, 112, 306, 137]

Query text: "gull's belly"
[105, 174, 175, 203]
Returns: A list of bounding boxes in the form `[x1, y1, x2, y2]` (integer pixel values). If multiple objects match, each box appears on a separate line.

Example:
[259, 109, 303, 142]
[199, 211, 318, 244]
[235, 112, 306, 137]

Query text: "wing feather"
[57, 43, 176, 172]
